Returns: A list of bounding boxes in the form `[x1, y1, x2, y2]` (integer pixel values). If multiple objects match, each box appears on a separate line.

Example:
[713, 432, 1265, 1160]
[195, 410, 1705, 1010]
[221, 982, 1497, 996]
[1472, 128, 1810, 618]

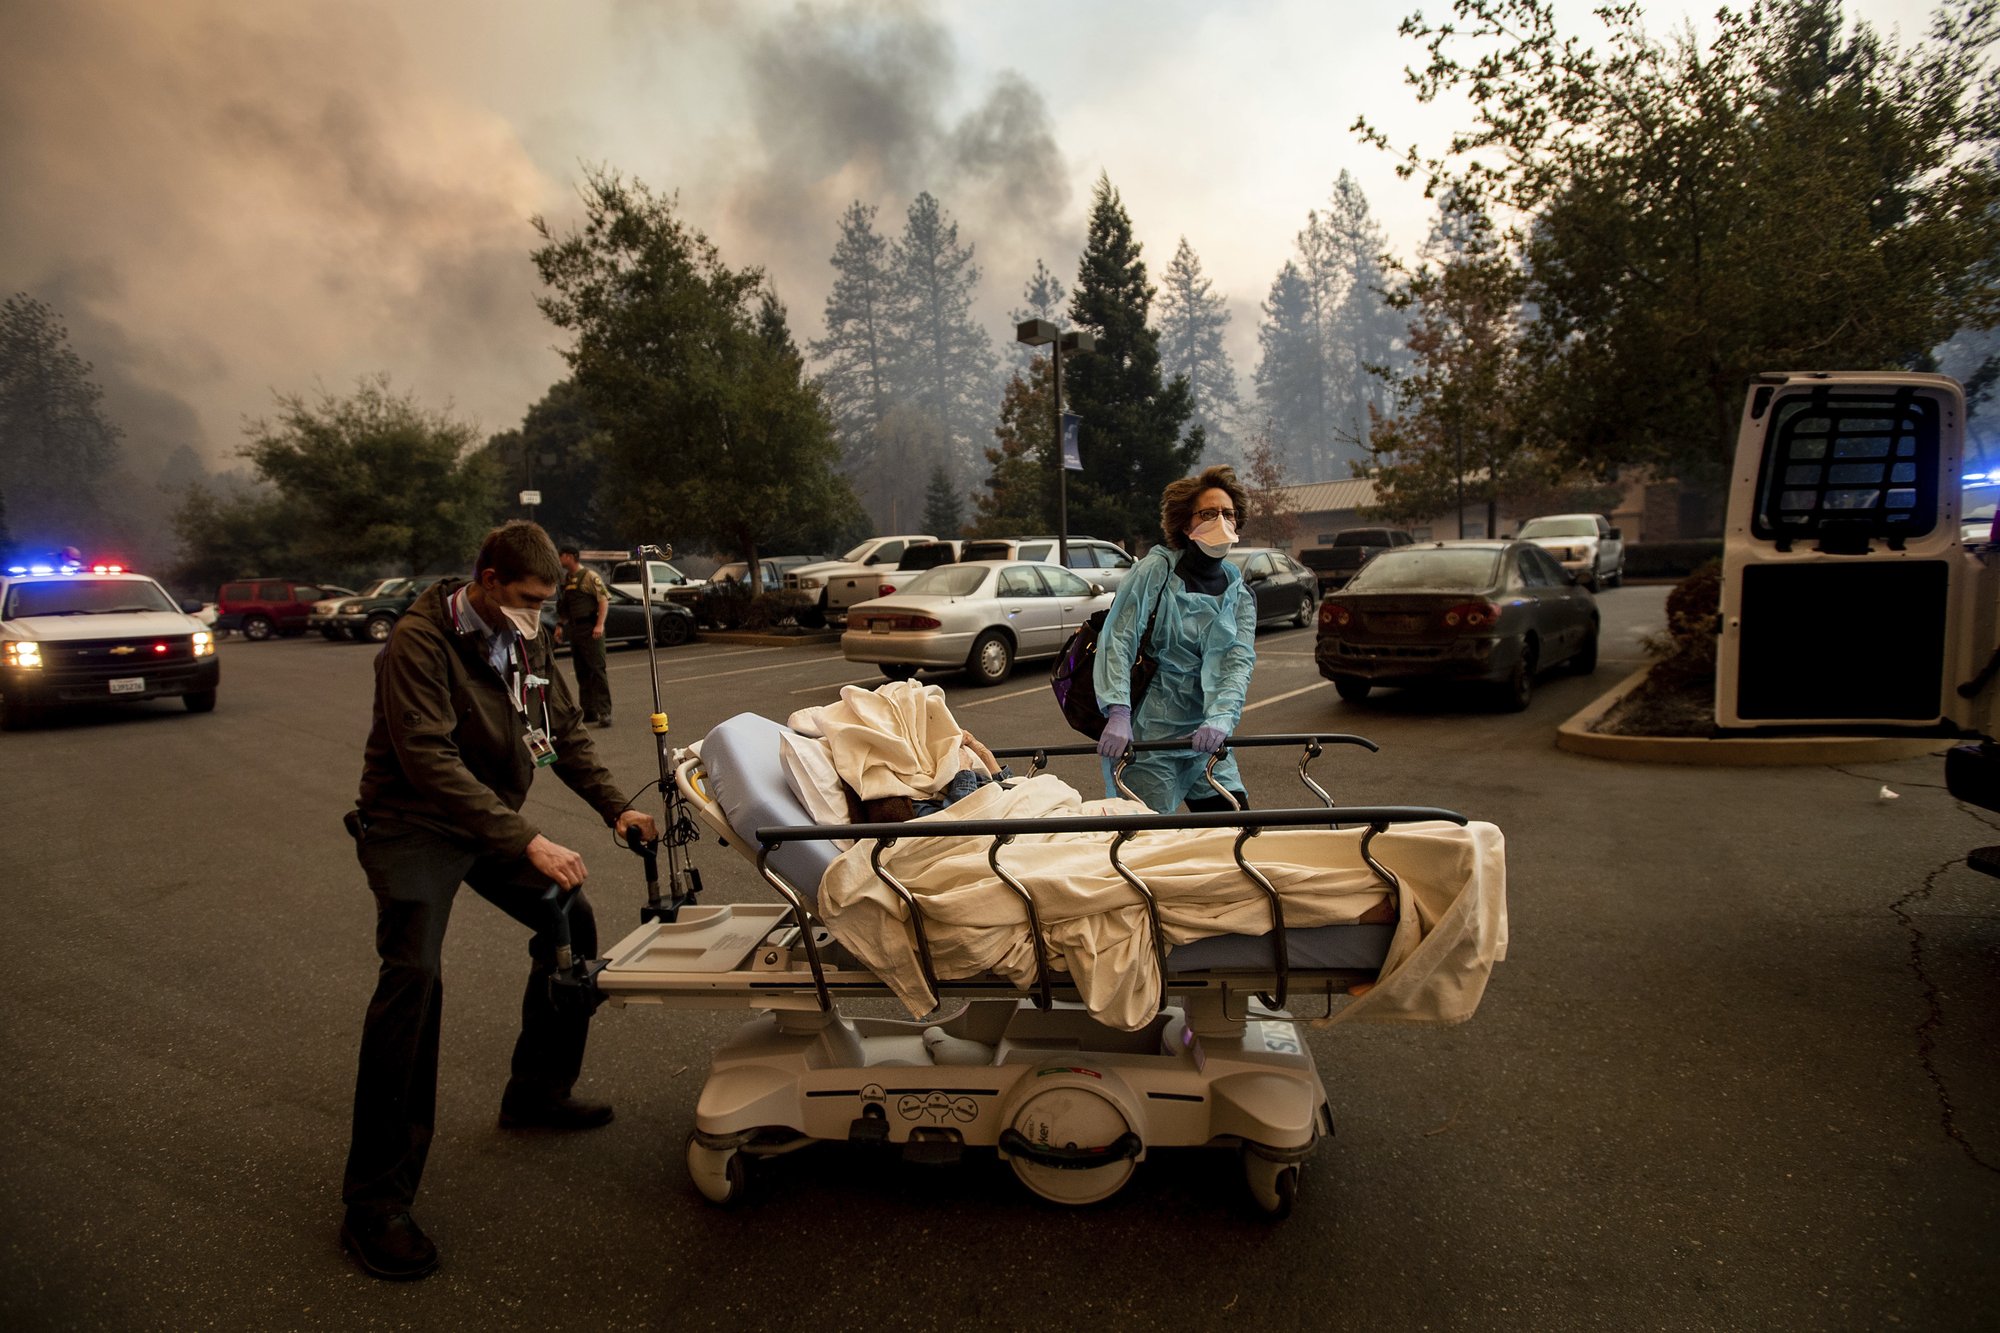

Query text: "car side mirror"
[1608, 527, 1623, 541]
[1090, 582, 1107, 596]
[180, 599, 203, 613]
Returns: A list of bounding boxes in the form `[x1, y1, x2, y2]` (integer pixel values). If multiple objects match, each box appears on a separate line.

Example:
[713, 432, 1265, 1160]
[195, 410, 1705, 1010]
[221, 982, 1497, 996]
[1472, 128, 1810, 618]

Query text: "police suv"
[0, 559, 219, 729]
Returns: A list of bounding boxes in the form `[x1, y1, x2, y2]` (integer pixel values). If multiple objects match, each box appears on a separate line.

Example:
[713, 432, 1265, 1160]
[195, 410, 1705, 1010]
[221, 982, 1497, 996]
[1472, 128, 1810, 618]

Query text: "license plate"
[871, 621, 888, 634]
[109, 677, 145, 694]
[1372, 614, 1426, 634]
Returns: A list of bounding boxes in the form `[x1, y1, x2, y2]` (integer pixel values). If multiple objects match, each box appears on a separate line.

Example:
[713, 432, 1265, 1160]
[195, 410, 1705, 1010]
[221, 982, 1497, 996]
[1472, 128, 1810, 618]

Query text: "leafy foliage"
[1239, 425, 1299, 548]
[1064, 173, 1201, 550]
[973, 355, 1056, 537]
[475, 379, 609, 546]
[533, 170, 863, 593]
[0, 294, 122, 548]
[1358, 0, 2000, 491]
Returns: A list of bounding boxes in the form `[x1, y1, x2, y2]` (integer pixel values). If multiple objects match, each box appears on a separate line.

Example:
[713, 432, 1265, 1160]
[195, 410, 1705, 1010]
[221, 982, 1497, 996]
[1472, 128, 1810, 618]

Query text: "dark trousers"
[567, 622, 610, 721]
[341, 816, 599, 1215]
[1186, 787, 1250, 813]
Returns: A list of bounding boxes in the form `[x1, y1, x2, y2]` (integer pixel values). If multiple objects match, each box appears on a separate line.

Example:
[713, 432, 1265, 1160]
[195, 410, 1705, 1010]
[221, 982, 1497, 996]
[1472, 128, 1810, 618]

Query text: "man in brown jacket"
[339, 521, 657, 1280]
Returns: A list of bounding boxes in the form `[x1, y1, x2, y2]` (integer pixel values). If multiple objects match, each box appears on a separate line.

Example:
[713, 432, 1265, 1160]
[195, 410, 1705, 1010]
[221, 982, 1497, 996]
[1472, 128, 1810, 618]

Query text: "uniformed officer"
[555, 546, 612, 727]
[339, 521, 658, 1280]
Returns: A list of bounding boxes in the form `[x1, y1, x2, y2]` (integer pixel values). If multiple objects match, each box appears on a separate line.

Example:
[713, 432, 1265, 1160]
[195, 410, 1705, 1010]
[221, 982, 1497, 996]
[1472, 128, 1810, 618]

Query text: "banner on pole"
[1061, 413, 1082, 471]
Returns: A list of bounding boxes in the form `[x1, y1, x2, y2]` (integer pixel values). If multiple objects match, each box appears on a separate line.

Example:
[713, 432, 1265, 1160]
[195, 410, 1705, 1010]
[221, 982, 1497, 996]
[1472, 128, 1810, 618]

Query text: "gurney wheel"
[1242, 1149, 1298, 1220]
[686, 1133, 747, 1206]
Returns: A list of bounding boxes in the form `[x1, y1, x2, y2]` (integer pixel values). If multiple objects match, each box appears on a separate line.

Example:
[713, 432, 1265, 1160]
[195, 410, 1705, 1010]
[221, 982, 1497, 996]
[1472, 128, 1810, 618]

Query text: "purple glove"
[1097, 704, 1133, 759]
[1191, 724, 1228, 754]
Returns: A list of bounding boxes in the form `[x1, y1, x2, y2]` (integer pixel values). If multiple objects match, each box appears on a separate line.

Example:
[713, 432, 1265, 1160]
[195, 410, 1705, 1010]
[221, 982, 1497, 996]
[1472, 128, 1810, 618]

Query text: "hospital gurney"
[578, 710, 1490, 1218]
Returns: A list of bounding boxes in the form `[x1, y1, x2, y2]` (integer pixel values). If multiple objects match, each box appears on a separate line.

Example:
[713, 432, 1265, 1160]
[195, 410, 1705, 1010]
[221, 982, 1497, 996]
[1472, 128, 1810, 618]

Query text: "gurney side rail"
[993, 733, 1374, 817]
[756, 805, 1467, 1015]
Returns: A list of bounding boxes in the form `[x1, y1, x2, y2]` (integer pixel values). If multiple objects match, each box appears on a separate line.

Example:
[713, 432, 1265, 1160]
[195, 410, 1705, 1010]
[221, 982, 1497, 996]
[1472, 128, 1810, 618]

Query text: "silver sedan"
[841, 559, 1114, 685]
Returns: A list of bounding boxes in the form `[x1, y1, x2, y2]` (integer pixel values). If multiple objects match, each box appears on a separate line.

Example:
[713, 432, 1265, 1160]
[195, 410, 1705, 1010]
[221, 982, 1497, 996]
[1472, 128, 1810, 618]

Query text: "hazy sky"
[0, 0, 1943, 476]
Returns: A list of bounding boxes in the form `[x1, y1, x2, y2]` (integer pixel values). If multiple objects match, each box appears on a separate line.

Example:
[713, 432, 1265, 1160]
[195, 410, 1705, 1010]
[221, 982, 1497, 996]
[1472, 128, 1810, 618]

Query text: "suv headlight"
[3, 641, 41, 669]
[192, 631, 214, 658]
[795, 575, 822, 589]
[339, 601, 364, 613]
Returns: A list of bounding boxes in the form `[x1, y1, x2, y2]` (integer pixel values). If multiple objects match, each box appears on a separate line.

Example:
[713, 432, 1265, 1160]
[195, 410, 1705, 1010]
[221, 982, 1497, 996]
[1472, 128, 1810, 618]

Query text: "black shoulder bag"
[1049, 577, 1169, 740]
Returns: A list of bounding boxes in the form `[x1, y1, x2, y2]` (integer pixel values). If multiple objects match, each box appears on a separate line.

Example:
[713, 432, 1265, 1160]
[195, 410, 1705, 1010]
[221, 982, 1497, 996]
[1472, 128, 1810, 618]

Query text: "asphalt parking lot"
[2, 585, 1996, 1332]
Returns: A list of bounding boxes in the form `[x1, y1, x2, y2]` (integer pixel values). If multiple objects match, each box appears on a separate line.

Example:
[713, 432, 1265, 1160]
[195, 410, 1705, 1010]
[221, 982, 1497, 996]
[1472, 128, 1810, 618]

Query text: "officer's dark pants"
[341, 816, 599, 1215]
[567, 621, 611, 721]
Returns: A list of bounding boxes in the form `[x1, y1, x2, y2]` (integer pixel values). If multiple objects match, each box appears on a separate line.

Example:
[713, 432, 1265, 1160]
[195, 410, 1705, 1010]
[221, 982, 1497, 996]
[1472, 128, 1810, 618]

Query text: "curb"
[1555, 666, 1953, 766]
[698, 629, 843, 648]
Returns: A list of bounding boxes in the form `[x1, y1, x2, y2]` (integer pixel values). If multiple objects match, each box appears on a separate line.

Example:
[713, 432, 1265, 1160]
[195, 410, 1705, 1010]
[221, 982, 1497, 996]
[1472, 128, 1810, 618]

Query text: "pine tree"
[1254, 261, 1324, 480]
[1260, 172, 1401, 481]
[921, 462, 965, 536]
[1063, 174, 1201, 551]
[887, 192, 995, 476]
[973, 357, 1057, 537]
[809, 201, 896, 452]
[1007, 258, 1069, 365]
[0, 294, 123, 548]
[1157, 237, 1241, 462]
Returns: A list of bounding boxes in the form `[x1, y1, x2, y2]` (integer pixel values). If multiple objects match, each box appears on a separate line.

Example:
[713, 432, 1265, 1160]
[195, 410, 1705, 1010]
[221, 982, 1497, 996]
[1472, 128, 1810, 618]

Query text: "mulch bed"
[1591, 666, 1716, 738]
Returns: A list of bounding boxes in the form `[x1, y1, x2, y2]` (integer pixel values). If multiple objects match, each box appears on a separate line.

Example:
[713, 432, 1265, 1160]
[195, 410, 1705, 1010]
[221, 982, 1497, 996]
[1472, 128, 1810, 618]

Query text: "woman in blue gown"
[1091, 465, 1258, 812]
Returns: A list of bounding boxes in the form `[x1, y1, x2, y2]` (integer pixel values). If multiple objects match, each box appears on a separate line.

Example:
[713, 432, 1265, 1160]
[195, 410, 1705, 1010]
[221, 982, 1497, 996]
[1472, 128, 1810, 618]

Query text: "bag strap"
[1136, 567, 1169, 659]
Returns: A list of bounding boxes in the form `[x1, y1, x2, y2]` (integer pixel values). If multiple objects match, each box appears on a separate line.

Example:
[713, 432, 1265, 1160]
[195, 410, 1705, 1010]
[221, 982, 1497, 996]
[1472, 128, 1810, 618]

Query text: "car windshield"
[1518, 518, 1597, 538]
[1346, 549, 1501, 592]
[1224, 551, 1258, 569]
[4, 578, 181, 618]
[902, 565, 989, 597]
[360, 578, 409, 598]
[711, 563, 748, 583]
[840, 542, 874, 562]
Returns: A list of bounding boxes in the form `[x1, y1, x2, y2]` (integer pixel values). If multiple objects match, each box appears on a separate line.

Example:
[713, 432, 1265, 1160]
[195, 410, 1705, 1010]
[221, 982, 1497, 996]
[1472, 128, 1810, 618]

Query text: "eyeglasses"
[1193, 507, 1237, 523]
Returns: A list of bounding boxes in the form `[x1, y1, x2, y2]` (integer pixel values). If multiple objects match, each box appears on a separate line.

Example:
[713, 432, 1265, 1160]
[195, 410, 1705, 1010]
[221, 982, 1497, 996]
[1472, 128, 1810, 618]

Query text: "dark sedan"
[1226, 547, 1321, 629]
[542, 584, 695, 648]
[1315, 540, 1597, 710]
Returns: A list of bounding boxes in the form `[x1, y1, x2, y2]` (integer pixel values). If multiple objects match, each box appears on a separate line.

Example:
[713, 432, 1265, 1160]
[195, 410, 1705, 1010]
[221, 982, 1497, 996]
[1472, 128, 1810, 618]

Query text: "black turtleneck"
[1173, 543, 1228, 596]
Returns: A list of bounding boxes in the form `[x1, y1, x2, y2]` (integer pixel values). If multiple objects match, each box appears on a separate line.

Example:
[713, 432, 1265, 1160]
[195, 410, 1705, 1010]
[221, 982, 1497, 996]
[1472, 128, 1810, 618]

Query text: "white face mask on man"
[498, 604, 544, 639]
[1189, 515, 1238, 558]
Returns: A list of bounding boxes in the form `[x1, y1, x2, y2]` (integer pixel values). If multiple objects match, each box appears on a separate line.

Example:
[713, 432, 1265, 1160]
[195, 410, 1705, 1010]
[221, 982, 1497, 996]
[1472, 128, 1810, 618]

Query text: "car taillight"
[1320, 602, 1351, 629]
[1442, 601, 1503, 629]
[878, 582, 897, 596]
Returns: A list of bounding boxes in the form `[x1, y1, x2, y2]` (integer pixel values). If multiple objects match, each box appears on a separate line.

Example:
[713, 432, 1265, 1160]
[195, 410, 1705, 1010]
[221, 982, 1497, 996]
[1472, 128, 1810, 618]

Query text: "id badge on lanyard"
[513, 654, 557, 768]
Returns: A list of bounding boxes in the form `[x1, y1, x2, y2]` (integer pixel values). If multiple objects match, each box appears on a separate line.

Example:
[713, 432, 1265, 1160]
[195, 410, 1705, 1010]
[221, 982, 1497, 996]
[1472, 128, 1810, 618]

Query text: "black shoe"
[498, 1094, 615, 1131]
[339, 1209, 438, 1281]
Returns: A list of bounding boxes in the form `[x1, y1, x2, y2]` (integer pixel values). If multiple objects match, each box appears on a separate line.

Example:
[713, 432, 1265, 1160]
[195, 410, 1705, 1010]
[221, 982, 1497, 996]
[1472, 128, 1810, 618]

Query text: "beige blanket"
[788, 681, 979, 800]
[815, 772, 1508, 1031]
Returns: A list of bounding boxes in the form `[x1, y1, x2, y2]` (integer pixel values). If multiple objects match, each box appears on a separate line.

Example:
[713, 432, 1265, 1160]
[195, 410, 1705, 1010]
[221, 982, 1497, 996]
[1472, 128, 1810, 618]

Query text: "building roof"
[1268, 478, 1379, 513]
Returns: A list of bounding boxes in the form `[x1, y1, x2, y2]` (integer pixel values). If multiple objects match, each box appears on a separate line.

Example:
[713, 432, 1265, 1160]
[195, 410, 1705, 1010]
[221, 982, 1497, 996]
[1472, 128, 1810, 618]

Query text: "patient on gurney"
[706, 680, 1508, 1033]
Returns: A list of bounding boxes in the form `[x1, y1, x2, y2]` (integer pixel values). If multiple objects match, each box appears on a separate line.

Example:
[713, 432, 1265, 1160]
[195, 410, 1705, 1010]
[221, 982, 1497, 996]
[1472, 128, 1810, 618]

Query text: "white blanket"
[789, 681, 983, 800]
[815, 772, 1508, 1031]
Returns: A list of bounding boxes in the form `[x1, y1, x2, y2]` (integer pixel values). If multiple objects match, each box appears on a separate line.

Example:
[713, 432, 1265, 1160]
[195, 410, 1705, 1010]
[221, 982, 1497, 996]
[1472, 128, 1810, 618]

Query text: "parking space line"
[1240, 681, 1331, 713]
[953, 683, 1049, 709]
[609, 654, 847, 684]
[790, 675, 881, 694]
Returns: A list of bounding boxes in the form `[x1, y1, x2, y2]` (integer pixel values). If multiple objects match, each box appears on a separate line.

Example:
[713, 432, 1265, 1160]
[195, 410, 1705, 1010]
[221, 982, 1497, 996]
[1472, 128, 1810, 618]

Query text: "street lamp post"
[1015, 320, 1095, 567]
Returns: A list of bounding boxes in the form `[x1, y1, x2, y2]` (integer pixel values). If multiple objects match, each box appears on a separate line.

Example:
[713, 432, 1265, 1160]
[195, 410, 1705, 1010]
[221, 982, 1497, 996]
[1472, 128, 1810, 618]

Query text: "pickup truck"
[783, 534, 938, 622]
[1299, 528, 1415, 591]
[1515, 513, 1625, 589]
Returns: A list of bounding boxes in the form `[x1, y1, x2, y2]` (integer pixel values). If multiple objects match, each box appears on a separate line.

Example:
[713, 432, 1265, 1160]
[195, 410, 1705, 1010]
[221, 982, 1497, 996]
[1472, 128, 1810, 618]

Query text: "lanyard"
[455, 587, 551, 733]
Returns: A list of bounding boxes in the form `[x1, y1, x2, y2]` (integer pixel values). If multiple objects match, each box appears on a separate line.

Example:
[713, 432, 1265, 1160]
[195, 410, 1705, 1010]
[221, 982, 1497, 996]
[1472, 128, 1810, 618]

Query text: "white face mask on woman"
[1189, 515, 1238, 558]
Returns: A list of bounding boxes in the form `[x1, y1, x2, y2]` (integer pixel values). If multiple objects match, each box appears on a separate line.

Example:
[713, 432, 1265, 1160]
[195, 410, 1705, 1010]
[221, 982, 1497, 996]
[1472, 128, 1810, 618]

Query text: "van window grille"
[1753, 390, 1939, 542]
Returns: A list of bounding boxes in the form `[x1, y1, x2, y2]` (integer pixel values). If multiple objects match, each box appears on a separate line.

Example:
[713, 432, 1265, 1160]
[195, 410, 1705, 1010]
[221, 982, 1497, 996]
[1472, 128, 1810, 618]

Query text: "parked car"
[1225, 547, 1322, 628]
[1963, 504, 1996, 545]
[841, 559, 1114, 686]
[785, 535, 939, 622]
[700, 555, 825, 628]
[1300, 527, 1415, 592]
[313, 575, 447, 643]
[1315, 540, 1598, 711]
[216, 579, 357, 641]
[959, 536, 1138, 592]
[2, 567, 219, 728]
[608, 557, 704, 605]
[539, 584, 696, 647]
[1515, 513, 1625, 589]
